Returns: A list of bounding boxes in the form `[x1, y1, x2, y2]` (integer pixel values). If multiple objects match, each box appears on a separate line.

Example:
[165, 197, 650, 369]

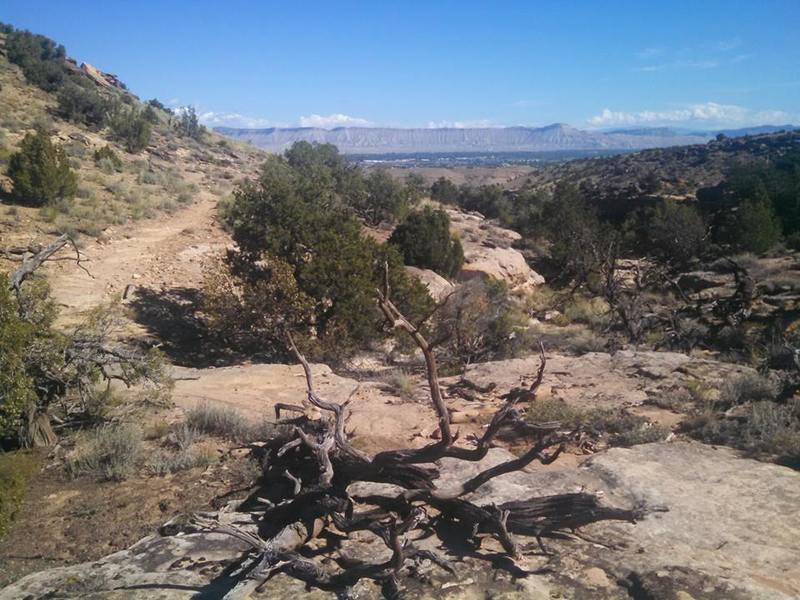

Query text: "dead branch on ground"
[190, 264, 649, 597]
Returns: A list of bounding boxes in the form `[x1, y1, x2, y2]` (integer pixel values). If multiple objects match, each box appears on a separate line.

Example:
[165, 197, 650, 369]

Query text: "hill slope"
[511, 129, 800, 197]
[0, 27, 264, 250]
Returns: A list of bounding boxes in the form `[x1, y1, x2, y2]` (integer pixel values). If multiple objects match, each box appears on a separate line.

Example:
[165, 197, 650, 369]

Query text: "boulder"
[457, 244, 545, 290]
[678, 271, 734, 293]
[404, 266, 454, 301]
[446, 208, 545, 291]
[80, 62, 112, 87]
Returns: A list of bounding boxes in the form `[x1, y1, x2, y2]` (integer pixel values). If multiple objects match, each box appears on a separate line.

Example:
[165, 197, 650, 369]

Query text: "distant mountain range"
[214, 123, 798, 155]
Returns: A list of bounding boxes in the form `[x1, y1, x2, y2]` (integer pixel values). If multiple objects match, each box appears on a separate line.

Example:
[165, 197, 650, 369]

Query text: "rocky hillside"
[0, 27, 265, 247]
[215, 123, 712, 154]
[512, 129, 800, 197]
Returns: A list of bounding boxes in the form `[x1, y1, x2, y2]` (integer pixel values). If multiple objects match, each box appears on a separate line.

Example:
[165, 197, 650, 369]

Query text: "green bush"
[718, 372, 780, 406]
[0, 278, 37, 443]
[108, 106, 152, 153]
[93, 145, 122, 170]
[404, 173, 426, 205]
[526, 399, 668, 447]
[145, 424, 213, 475]
[147, 98, 167, 111]
[4, 27, 67, 92]
[219, 145, 433, 359]
[355, 168, 409, 226]
[687, 399, 800, 464]
[732, 198, 782, 254]
[389, 207, 464, 278]
[432, 279, 534, 371]
[544, 183, 617, 282]
[383, 370, 415, 401]
[177, 106, 202, 140]
[430, 177, 459, 204]
[635, 201, 707, 266]
[7, 130, 78, 206]
[786, 231, 800, 251]
[185, 403, 250, 442]
[526, 397, 580, 426]
[1, 277, 170, 447]
[56, 82, 111, 127]
[142, 105, 159, 124]
[146, 446, 213, 476]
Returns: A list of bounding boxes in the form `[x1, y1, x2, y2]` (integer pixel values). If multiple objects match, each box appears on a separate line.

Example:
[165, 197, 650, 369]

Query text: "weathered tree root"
[190, 266, 654, 598]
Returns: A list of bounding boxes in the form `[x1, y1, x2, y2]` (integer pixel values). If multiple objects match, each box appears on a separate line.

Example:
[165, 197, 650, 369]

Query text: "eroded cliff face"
[215, 123, 711, 154]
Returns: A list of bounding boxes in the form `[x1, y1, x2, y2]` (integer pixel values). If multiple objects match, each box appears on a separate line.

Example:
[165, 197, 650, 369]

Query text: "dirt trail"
[45, 195, 227, 325]
[38, 196, 448, 451]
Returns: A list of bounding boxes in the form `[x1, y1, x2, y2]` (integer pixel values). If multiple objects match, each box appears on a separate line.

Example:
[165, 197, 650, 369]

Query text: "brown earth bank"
[0, 439, 258, 588]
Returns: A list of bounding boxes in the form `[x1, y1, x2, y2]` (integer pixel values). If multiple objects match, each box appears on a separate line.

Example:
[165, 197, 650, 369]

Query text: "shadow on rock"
[127, 285, 250, 368]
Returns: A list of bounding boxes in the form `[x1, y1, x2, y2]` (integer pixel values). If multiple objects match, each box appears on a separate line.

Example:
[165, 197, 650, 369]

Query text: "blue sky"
[2, 1, 798, 130]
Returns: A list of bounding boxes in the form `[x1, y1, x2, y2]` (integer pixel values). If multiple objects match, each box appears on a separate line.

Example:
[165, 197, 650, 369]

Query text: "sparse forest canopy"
[212, 142, 433, 359]
[430, 145, 800, 265]
[698, 156, 800, 252]
[56, 80, 112, 127]
[431, 177, 545, 235]
[626, 200, 707, 267]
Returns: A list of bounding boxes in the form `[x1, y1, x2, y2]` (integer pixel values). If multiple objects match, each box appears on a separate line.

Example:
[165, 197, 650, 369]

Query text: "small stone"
[583, 567, 612, 588]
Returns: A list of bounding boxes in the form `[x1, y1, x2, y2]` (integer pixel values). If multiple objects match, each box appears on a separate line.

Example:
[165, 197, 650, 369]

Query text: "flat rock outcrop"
[4, 442, 798, 599]
[455, 349, 754, 410]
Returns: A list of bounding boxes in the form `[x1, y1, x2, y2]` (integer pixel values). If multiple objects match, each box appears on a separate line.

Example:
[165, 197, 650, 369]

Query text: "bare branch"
[285, 331, 371, 463]
[376, 262, 452, 448]
[295, 426, 335, 488]
[8, 234, 93, 294]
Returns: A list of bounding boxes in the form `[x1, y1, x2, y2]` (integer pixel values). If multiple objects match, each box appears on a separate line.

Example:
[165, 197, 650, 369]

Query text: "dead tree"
[191, 266, 651, 598]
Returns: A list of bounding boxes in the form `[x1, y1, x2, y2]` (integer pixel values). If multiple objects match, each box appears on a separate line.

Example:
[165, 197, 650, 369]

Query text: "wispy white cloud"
[634, 39, 750, 72]
[730, 53, 754, 64]
[635, 58, 720, 72]
[425, 119, 497, 128]
[588, 102, 797, 127]
[198, 111, 274, 128]
[633, 64, 665, 73]
[298, 113, 371, 128]
[716, 38, 742, 52]
[681, 59, 719, 69]
[635, 47, 664, 59]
